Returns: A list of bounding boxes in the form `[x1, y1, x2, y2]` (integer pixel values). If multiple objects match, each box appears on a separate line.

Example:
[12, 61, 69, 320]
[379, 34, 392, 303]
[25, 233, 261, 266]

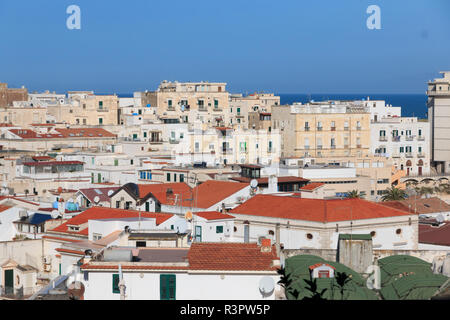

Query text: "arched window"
[406, 160, 412, 167]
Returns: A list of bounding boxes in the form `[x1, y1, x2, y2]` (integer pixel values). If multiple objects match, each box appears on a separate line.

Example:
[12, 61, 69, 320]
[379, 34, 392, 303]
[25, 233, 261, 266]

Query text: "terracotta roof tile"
[188, 242, 278, 271]
[194, 211, 235, 221]
[300, 182, 325, 191]
[419, 222, 450, 246]
[230, 195, 414, 222]
[186, 181, 249, 209]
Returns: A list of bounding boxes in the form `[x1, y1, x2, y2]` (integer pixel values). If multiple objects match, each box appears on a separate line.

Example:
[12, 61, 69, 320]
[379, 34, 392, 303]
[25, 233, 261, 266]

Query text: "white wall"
[82, 271, 279, 300]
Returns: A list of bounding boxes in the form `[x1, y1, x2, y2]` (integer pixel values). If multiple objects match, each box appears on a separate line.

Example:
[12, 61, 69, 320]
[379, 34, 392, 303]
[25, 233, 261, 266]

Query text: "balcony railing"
[418, 136, 425, 141]
[392, 136, 401, 142]
[97, 108, 109, 112]
[317, 127, 323, 131]
[356, 126, 362, 131]
[304, 127, 310, 131]
[317, 145, 323, 150]
[356, 144, 362, 148]
[405, 152, 413, 158]
[343, 144, 349, 149]
[344, 127, 349, 131]
[379, 136, 388, 142]
[304, 146, 310, 150]
[418, 152, 425, 158]
[169, 138, 180, 144]
[392, 153, 400, 158]
[330, 145, 336, 149]
[222, 148, 233, 154]
[330, 127, 336, 131]
[405, 136, 414, 141]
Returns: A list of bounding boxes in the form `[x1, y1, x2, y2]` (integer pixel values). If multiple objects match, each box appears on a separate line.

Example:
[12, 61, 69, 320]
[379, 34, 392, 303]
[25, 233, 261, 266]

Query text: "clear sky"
[0, 0, 449, 94]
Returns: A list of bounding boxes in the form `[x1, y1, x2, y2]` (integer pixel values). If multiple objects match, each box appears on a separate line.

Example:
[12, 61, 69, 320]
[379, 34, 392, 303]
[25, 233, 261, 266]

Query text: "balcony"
[405, 136, 414, 141]
[304, 127, 310, 131]
[379, 136, 388, 142]
[427, 89, 450, 96]
[97, 108, 109, 112]
[222, 148, 233, 154]
[405, 152, 413, 158]
[317, 145, 323, 150]
[317, 127, 323, 131]
[392, 153, 400, 158]
[343, 144, 349, 149]
[304, 145, 310, 150]
[418, 136, 425, 141]
[356, 144, 362, 148]
[330, 145, 336, 149]
[418, 152, 425, 158]
[356, 126, 362, 131]
[167, 107, 176, 111]
[392, 136, 401, 142]
[344, 127, 349, 131]
[198, 107, 207, 112]
[267, 148, 275, 153]
[330, 127, 336, 131]
[169, 138, 180, 144]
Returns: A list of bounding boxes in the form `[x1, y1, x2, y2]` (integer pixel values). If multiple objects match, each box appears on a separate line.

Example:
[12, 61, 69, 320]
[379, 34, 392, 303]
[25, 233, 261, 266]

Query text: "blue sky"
[0, 0, 449, 94]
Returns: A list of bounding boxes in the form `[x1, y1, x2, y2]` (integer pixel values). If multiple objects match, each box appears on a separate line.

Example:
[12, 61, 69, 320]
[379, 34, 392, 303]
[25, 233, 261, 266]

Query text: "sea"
[112, 93, 428, 119]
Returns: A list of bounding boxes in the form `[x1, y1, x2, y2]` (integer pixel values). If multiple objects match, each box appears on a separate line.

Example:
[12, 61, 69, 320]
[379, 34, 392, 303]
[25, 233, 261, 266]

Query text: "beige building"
[427, 71, 450, 173]
[272, 103, 371, 159]
[46, 92, 119, 126]
[140, 81, 229, 126]
[229, 93, 280, 128]
[0, 83, 28, 107]
[0, 106, 47, 127]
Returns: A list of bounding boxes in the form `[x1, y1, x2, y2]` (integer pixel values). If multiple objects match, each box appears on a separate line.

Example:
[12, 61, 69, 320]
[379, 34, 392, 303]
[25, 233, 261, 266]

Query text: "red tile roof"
[55, 128, 116, 138]
[230, 195, 414, 222]
[55, 248, 85, 255]
[309, 263, 336, 270]
[81, 243, 279, 272]
[137, 183, 192, 204]
[23, 161, 84, 166]
[32, 156, 55, 161]
[194, 211, 235, 221]
[49, 207, 173, 235]
[187, 181, 249, 209]
[42, 235, 83, 242]
[300, 182, 325, 191]
[188, 242, 278, 271]
[419, 222, 450, 246]
[382, 197, 450, 214]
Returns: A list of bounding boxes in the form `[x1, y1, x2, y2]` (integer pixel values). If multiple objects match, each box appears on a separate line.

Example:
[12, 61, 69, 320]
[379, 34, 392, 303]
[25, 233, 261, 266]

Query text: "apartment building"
[228, 93, 280, 128]
[46, 92, 119, 126]
[272, 102, 371, 159]
[427, 71, 450, 173]
[371, 117, 430, 176]
[173, 125, 281, 166]
[140, 81, 229, 125]
[0, 105, 47, 127]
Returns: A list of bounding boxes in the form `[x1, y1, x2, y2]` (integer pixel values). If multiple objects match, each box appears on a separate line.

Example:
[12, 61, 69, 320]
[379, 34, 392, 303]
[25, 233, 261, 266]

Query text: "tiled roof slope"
[230, 195, 414, 222]
[187, 242, 278, 271]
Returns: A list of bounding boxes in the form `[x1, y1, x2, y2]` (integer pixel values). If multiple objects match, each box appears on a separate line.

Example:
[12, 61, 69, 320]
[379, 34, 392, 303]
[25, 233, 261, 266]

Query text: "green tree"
[381, 187, 407, 201]
[346, 190, 362, 199]
[333, 272, 352, 300]
[302, 274, 327, 300]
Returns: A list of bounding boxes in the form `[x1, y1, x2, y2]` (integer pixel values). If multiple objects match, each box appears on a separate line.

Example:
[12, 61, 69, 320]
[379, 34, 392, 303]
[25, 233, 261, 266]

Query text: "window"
[116, 201, 120, 208]
[115, 159, 119, 166]
[93, 233, 102, 241]
[143, 132, 147, 138]
[136, 241, 146, 247]
[174, 174, 177, 182]
[167, 173, 171, 182]
[214, 99, 219, 108]
[99, 118, 103, 125]
[168, 100, 172, 107]
[99, 101, 103, 109]
[216, 226, 224, 233]
[180, 174, 184, 183]
[112, 274, 120, 293]
[160, 274, 176, 300]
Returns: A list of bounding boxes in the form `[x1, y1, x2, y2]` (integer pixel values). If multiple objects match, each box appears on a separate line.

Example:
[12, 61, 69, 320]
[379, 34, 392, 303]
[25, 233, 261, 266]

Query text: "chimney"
[275, 223, 281, 256]
[261, 238, 272, 252]
[221, 202, 226, 214]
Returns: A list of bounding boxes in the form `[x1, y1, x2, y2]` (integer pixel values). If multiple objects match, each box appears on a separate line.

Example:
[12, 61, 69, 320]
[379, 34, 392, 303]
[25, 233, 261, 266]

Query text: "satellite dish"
[250, 179, 258, 189]
[94, 196, 100, 204]
[51, 210, 59, 219]
[107, 190, 114, 197]
[259, 277, 275, 297]
[436, 214, 445, 224]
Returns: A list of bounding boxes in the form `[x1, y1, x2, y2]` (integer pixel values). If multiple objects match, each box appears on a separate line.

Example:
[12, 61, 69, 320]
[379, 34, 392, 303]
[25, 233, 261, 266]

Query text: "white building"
[371, 117, 430, 176]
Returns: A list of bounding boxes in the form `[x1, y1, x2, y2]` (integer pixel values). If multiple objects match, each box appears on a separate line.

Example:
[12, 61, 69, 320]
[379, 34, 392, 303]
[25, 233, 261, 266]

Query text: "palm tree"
[333, 272, 352, 300]
[346, 190, 362, 199]
[381, 187, 407, 201]
[302, 274, 327, 300]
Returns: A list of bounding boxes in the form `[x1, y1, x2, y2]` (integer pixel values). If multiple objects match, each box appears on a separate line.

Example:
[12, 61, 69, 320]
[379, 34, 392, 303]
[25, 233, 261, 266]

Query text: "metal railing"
[379, 136, 388, 142]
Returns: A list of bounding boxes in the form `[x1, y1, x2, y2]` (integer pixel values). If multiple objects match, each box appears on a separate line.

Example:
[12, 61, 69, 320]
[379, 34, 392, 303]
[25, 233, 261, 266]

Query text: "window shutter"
[112, 274, 120, 293]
